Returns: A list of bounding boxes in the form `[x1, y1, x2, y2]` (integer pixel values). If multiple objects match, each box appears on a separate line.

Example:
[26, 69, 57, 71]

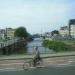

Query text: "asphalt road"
[0, 56, 75, 75]
[0, 56, 75, 69]
[0, 65, 75, 75]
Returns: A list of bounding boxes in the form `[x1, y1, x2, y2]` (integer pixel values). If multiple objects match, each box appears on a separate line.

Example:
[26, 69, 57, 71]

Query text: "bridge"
[0, 39, 18, 48]
[0, 39, 26, 55]
[33, 38, 44, 42]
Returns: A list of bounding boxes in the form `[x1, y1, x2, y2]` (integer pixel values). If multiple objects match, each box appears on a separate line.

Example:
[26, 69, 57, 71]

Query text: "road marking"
[68, 61, 73, 63]
[56, 64, 75, 68]
[0, 68, 23, 72]
[56, 60, 65, 61]
[46, 61, 56, 62]
[0, 63, 23, 66]
[58, 64, 69, 66]
[0, 64, 75, 72]
[67, 59, 75, 62]
[56, 62, 71, 67]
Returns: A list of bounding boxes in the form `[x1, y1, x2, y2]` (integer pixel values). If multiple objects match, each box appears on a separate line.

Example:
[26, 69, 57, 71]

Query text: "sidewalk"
[0, 51, 75, 60]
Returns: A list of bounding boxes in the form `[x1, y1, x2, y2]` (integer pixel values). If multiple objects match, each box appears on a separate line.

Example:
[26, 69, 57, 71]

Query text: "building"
[59, 26, 69, 37]
[69, 19, 75, 38]
[45, 32, 51, 37]
[5, 28, 15, 39]
[0, 29, 5, 40]
[41, 32, 53, 40]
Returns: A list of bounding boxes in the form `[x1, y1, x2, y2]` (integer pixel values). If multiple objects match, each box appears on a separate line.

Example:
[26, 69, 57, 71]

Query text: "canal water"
[27, 38, 54, 54]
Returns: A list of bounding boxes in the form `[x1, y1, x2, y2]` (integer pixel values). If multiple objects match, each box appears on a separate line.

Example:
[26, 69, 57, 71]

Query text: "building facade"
[59, 26, 69, 37]
[5, 28, 15, 39]
[0, 29, 5, 40]
[69, 19, 75, 38]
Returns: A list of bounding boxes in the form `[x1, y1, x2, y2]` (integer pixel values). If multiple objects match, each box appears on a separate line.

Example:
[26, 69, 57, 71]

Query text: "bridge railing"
[0, 38, 19, 48]
[26, 46, 54, 55]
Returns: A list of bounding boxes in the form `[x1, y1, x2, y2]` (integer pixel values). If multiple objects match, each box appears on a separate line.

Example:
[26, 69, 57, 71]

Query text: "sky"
[0, 0, 75, 34]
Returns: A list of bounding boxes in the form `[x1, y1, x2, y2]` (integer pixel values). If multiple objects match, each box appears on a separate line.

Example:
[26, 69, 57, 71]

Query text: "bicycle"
[23, 58, 44, 70]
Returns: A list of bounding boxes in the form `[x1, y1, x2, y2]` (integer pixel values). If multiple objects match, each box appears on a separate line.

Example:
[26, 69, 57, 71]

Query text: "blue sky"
[0, 0, 75, 34]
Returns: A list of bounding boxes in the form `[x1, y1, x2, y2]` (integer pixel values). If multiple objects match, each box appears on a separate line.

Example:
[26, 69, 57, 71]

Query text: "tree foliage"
[51, 30, 59, 36]
[14, 27, 30, 39]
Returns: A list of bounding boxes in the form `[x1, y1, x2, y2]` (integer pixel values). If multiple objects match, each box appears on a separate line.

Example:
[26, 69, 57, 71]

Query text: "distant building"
[5, 28, 15, 39]
[69, 19, 75, 38]
[0, 29, 5, 40]
[42, 32, 52, 40]
[59, 26, 69, 37]
[45, 32, 51, 37]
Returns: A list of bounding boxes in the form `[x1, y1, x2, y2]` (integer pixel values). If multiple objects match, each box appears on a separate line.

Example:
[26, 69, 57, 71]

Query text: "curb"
[0, 54, 75, 61]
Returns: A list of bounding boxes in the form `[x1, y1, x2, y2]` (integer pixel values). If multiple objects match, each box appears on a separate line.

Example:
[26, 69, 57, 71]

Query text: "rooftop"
[60, 26, 68, 30]
[69, 19, 75, 25]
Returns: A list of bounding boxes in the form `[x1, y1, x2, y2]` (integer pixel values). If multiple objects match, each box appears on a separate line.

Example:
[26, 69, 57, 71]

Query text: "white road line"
[56, 60, 66, 61]
[46, 61, 56, 62]
[0, 60, 73, 66]
[46, 59, 67, 62]
[0, 68, 17, 70]
[0, 63, 23, 66]
[56, 64, 75, 68]
[58, 64, 69, 66]
[0, 68, 23, 72]
[56, 62, 71, 67]
[68, 61, 73, 63]
[69, 59, 75, 61]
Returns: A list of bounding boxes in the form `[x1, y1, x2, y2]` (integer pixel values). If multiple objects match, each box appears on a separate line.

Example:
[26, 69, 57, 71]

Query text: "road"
[0, 56, 75, 70]
[0, 56, 75, 75]
[0, 65, 75, 75]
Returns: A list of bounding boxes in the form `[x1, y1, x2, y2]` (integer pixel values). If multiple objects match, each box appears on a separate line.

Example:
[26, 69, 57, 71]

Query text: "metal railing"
[26, 46, 54, 54]
[0, 38, 19, 48]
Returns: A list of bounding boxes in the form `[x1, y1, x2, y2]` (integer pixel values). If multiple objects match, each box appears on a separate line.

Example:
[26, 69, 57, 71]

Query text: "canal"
[27, 38, 54, 54]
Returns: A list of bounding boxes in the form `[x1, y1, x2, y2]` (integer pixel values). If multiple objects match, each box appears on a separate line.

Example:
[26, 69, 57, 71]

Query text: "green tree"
[51, 30, 59, 36]
[14, 27, 30, 39]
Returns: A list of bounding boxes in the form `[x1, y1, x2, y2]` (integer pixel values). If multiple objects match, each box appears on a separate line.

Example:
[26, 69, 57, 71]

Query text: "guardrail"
[0, 39, 19, 48]
[26, 46, 54, 54]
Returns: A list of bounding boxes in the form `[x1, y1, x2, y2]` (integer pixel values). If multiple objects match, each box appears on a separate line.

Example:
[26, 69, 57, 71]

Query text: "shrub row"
[43, 40, 75, 52]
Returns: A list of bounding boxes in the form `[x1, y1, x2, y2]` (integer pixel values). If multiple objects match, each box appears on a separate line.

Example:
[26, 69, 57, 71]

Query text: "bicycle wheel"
[23, 60, 33, 70]
[23, 61, 31, 70]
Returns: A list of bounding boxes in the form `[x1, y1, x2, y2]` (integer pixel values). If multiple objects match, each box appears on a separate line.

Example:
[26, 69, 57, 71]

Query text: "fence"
[0, 39, 18, 48]
[26, 46, 54, 55]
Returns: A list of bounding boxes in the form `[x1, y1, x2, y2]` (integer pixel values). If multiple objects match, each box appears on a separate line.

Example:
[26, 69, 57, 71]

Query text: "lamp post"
[5, 28, 8, 55]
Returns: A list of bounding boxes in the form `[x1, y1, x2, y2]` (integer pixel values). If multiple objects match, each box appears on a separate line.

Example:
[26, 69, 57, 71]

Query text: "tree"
[51, 30, 59, 36]
[14, 27, 30, 39]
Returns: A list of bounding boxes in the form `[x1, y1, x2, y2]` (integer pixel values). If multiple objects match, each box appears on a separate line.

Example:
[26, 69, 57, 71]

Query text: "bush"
[43, 40, 74, 52]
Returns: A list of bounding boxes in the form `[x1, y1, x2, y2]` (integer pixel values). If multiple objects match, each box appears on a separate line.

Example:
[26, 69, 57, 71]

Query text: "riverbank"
[43, 40, 75, 52]
[0, 51, 75, 60]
